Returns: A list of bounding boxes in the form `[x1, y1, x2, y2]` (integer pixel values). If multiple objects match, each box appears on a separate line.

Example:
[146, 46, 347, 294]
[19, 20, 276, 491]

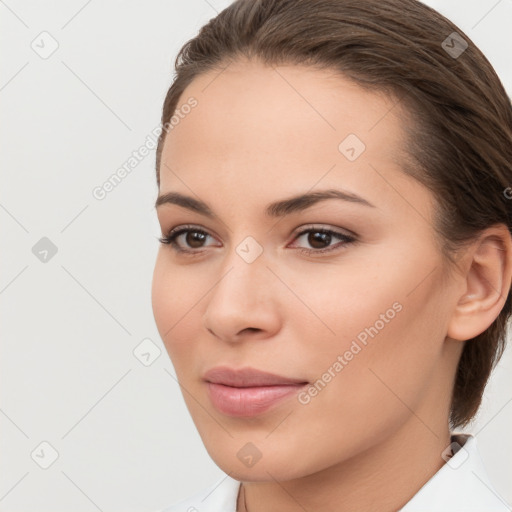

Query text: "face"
[152, 59, 462, 481]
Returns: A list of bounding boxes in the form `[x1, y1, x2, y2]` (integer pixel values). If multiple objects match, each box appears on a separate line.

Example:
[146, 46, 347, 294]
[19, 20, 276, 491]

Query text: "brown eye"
[307, 231, 333, 249]
[158, 226, 217, 253]
[291, 227, 357, 255]
[185, 231, 207, 248]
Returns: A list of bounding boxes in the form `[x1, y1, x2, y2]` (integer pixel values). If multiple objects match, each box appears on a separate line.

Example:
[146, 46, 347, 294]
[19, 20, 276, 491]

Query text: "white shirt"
[158, 433, 511, 512]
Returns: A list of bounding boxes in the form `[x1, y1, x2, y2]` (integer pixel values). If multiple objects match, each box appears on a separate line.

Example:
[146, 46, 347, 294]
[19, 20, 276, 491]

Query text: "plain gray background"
[1, 1, 511, 511]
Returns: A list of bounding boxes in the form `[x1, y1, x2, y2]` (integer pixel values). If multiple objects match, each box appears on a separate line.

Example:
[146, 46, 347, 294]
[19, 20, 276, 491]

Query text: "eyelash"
[158, 224, 357, 256]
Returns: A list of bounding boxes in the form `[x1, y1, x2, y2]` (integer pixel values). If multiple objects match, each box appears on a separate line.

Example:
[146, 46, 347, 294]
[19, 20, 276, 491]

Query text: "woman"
[151, 0, 512, 510]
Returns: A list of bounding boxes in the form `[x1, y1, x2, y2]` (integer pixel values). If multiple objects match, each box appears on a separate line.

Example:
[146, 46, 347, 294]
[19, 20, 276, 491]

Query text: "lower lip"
[206, 382, 307, 417]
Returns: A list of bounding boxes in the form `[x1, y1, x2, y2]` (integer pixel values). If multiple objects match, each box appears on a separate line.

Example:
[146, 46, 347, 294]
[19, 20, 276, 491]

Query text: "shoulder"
[155, 474, 241, 512]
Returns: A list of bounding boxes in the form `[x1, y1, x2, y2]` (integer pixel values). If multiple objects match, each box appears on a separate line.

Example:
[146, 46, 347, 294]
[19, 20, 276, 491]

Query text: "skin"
[151, 58, 512, 512]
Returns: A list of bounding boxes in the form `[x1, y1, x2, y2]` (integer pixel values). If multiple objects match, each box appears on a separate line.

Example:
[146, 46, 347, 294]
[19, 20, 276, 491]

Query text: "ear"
[447, 224, 512, 341]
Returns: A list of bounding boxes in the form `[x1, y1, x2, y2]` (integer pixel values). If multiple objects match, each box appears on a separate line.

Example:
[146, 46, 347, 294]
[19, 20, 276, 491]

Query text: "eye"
[289, 226, 357, 255]
[158, 225, 218, 254]
[158, 224, 357, 256]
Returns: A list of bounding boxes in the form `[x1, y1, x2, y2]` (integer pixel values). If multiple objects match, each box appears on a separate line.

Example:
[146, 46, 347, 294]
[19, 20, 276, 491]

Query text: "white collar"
[399, 433, 510, 511]
[160, 433, 510, 512]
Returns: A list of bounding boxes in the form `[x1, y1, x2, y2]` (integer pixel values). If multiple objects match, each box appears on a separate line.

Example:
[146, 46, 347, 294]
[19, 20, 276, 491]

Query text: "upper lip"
[203, 366, 308, 387]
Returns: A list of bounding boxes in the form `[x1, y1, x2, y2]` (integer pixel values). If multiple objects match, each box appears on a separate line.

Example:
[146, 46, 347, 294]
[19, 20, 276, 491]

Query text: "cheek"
[151, 256, 199, 359]
[290, 252, 446, 401]
[324, 283, 444, 404]
[151, 257, 171, 338]
[283, 260, 404, 358]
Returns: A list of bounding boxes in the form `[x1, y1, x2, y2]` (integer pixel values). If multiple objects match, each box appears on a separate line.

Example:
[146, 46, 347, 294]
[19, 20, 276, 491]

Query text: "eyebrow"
[154, 188, 376, 219]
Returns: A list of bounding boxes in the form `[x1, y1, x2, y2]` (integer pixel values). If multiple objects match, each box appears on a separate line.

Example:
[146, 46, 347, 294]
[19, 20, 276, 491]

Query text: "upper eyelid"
[296, 223, 357, 237]
[164, 223, 352, 234]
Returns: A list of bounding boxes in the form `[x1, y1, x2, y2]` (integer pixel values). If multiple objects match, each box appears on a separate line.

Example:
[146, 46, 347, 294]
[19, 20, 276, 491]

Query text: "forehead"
[159, 58, 430, 218]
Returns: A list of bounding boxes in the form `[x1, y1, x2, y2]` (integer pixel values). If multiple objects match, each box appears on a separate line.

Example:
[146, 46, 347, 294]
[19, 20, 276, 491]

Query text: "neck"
[239, 417, 451, 512]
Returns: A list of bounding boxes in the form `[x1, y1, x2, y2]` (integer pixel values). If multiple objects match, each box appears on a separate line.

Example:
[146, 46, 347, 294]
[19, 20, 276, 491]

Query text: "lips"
[203, 366, 309, 417]
[203, 366, 308, 387]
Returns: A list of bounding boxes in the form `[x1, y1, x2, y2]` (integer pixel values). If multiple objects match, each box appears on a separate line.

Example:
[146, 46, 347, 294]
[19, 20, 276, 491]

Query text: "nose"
[202, 251, 281, 343]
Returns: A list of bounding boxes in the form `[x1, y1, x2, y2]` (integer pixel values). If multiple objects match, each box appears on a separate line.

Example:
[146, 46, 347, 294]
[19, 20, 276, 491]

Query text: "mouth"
[203, 366, 309, 417]
[203, 365, 309, 387]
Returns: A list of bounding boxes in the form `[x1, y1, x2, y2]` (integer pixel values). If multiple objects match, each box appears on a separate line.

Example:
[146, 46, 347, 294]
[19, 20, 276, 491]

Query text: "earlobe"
[447, 224, 512, 342]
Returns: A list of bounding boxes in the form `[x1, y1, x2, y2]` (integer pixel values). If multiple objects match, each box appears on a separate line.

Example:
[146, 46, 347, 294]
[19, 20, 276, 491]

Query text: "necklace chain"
[238, 483, 248, 512]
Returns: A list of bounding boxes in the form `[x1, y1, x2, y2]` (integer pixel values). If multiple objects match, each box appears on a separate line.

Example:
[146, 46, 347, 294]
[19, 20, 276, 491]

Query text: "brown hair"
[155, 0, 512, 429]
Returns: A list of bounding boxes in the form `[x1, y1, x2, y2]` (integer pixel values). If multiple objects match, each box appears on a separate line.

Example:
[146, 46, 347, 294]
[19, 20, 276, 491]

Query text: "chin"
[206, 444, 316, 483]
